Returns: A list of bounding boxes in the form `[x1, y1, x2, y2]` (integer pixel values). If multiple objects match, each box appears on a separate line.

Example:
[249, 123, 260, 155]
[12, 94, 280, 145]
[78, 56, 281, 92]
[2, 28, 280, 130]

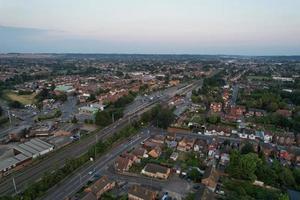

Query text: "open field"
[5, 91, 36, 105]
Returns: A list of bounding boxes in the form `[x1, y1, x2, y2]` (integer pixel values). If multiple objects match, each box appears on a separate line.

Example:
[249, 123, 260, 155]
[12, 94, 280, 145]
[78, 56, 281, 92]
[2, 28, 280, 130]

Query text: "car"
[193, 185, 201, 190]
[93, 173, 100, 179]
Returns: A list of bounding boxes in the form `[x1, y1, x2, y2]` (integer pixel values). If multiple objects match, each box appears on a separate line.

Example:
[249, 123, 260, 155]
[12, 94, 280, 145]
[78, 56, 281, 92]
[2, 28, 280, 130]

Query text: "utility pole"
[95, 134, 98, 159]
[79, 172, 82, 186]
[7, 109, 12, 126]
[12, 177, 17, 194]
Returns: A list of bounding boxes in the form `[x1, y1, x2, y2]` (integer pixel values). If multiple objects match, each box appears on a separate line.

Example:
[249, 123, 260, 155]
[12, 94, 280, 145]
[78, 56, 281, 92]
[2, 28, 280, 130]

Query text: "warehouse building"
[0, 138, 54, 177]
[13, 138, 54, 159]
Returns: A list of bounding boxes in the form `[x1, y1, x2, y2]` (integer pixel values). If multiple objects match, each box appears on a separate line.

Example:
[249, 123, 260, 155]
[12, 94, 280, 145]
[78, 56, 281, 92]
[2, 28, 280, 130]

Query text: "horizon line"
[1, 52, 300, 57]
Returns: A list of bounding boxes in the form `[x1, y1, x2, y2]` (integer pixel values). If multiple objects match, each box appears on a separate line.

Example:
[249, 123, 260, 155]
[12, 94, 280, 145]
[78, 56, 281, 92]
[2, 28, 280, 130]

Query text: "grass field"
[5, 91, 36, 105]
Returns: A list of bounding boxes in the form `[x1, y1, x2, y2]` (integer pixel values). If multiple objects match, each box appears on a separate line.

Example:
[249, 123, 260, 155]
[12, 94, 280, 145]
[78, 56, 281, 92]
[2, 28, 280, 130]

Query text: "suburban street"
[0, 82, 198, 196]
[43, 129, 150, 200]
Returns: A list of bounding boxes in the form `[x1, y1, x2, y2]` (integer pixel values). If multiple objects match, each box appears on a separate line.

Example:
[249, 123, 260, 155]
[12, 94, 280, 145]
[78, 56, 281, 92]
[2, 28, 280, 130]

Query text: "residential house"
[128, 185, 158, 200]
[150, 135, 165, 144]
[132, 148, 148, 161]
[276, 109, 292, 118]
[166, 132, 176, 141]
[121, 153, 138, 163]
[166, 140, 178, 149]
[84, 176, 115, 199]
[148, 146, 162, 158]
[114, 156, 133, 172]
[210, 102, 222, 113]
[194, 140, 208, 157]
[141, 163, 171, 179]
[220, 153, 230, 166]
[201, 166, 219, 192]
[273, 132, 295, 146]
[246, 108, 266, 117]
[170, 152, 179, 161]
[177, 137, 196, 151]
[81, 192, 97, 200]
[195, 187, 215, 200]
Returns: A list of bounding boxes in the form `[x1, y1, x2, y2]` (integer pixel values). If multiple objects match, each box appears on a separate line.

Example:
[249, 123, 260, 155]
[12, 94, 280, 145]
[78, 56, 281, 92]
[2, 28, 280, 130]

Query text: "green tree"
[206, 114, 220, 124]
[71, 116, 78, 124]
[55, 93, 67, 102]
[156, 107, 175, 129]
[279, 167, 296, 187]
[188, 168, 202, 181]
[191, 115, 205, 125]
[95, 110, 112, 126]
[241, 142, 255, 154]
[228, 151, 261, 182]
[278, 194, 289, 200]
[87, 93, 96, 102]
[239, 153, 261, 181]
[8, 100, 23, 109]
[255, 161, 277, 186]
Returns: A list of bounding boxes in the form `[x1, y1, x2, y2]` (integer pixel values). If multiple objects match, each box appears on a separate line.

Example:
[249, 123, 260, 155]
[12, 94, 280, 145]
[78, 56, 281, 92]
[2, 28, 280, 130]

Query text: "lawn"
[5, 91, 36, 105]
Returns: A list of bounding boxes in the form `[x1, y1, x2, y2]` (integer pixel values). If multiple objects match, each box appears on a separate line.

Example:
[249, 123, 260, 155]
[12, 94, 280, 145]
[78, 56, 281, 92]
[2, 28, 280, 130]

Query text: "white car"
[239, 133, 248, 139]
[249, 134, 256, 140]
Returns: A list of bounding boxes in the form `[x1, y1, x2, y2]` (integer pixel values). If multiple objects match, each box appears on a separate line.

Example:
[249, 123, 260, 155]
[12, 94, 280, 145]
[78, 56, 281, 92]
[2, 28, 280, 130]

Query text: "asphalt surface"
[42, 130, 150, 200]
[0, 82, 198, 196]
[40, 82, 208, 200]
[0, 101, 153, 196]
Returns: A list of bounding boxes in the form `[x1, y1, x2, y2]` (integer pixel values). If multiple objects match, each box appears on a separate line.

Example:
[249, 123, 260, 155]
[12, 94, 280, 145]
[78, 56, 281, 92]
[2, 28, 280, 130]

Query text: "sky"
[0, 0, 300, 55]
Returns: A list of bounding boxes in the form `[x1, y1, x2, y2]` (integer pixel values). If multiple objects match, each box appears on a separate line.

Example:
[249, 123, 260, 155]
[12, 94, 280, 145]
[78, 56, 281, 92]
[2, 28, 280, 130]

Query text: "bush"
[8, 100, 23, 109]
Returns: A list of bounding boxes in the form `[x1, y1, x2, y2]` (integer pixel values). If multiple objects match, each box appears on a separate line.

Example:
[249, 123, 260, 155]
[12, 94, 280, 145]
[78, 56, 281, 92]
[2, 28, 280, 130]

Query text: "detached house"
[83, 176, 115, 199]
[114, 156, 133, 172]
[128, 185, 158, 200]
[210, 102, 222, 113]
[177, 137, 196, 151]
[141, 163, 171, 179]
[201, 166, 219, 192]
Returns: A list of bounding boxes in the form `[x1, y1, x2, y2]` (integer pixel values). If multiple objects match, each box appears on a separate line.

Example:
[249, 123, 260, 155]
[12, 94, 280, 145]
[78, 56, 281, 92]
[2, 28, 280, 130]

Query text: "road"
[42, 130, 150, 200]
[230, 84, 239, 106]
[0, 100, 152, 196]
[0, 81, 198, 196]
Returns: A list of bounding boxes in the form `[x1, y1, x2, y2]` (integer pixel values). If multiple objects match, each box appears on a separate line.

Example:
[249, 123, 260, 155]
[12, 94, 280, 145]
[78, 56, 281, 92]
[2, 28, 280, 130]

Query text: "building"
[132, 147, 147, 159]
[170, 152, 179, 161]
[0, 153, 31, 177]
[0, 138, 54, 177]
[54, 85, 75, 94]
[195, 187, 215, 200]
[201, 166, 219, 191]
[148, 146, 162, 158]
[177, 137, 196, 151]
[79, 106, 100, 115]
[276, 109, 292, 118]
[13, 138, 54, 159]
[114, 156, 133, 172]
[246, 108, 266, 117]
[141, 163, 171, 179]
[81, 192, 97, 200]
[166, 132, 176, 141]
[8, 125, 31, 141]
[128, 185, 158, 200]
[84, 176, 115, 199]
[273, 132, 295, 146]
[210, 102, 222, 113]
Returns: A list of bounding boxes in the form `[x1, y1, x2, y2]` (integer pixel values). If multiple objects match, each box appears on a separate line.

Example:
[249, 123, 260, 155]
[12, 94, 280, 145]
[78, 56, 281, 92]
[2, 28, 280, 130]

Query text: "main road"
[0, 82, 198, 196]
[43, 129, 151, 200]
